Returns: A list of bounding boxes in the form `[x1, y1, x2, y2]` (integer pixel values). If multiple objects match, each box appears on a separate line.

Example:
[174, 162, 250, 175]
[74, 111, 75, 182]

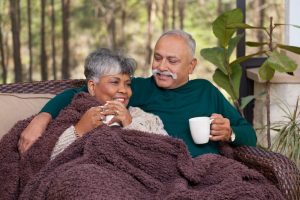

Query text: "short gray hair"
[84, 48, 137, 81]
[159, 30, 196, 56]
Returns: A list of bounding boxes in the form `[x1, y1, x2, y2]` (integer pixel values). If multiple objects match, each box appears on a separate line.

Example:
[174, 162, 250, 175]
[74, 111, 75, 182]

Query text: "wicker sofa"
[0, 79, 299, 200]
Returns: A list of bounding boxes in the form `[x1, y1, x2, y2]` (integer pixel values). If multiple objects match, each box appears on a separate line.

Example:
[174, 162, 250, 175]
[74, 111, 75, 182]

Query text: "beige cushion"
[0, 93, 54, 139]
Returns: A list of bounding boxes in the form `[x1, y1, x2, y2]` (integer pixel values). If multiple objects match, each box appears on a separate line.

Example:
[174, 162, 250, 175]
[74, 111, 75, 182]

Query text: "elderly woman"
[51, 48, 167, 159]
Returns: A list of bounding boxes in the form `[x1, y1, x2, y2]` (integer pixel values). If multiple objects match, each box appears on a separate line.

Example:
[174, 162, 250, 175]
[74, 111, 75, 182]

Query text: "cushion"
[0, 93, 54, 139]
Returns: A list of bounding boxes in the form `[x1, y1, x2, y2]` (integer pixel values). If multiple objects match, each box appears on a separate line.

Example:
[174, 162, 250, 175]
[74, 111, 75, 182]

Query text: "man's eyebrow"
[166, 56, 179, 60]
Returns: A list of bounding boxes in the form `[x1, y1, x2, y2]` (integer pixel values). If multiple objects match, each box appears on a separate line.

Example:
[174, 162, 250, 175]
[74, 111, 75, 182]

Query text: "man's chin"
[154, 78, 173, 89]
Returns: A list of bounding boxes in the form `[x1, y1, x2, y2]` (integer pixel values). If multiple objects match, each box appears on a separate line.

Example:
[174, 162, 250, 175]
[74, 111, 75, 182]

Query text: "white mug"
[189, 117, 213, 144]
[103, 115, 120, 126]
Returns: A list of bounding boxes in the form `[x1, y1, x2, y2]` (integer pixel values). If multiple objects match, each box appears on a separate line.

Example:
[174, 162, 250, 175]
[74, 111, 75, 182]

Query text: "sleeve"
[214, 86, 257, 147]
[50, 125, 77, 160]
[124, 107, 168, 136]
[40, 86, 87, 119]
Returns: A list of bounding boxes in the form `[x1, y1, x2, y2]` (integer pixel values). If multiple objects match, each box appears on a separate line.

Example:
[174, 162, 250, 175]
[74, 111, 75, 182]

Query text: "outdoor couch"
[0, 79, 299, 200]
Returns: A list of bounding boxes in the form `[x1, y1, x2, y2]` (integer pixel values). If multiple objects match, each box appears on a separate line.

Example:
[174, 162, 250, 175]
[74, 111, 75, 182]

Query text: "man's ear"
[188, 58, 197, 74]
[87, 80, 96, 96]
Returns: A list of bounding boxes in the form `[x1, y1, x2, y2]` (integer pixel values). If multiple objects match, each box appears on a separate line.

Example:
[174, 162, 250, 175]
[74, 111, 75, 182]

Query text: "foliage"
[200, 8, 300, 149]
[270, 97, 300, 168]
[200, 9, 244, 114]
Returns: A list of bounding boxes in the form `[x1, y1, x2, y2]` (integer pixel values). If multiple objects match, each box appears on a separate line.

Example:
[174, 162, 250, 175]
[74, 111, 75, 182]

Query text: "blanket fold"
[0, 93, 284, 200]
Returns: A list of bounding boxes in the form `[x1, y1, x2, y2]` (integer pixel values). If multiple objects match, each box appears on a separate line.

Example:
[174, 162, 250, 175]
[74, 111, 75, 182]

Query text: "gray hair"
[84, 48, 137, 81]
[159, 30, 196, 56]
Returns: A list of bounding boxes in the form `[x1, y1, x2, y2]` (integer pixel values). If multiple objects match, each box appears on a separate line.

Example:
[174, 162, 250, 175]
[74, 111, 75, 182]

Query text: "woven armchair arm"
[0, 79, 86, 94]
[229, 146, 300, 200]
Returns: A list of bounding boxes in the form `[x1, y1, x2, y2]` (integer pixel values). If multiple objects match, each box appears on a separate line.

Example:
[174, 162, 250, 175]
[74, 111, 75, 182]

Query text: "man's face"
[152, 35, 197, 89]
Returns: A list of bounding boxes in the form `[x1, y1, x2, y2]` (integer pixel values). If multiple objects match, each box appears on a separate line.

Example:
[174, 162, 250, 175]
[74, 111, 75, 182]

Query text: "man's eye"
[154, 56, 162, 61]
[169, 60, 178, 64]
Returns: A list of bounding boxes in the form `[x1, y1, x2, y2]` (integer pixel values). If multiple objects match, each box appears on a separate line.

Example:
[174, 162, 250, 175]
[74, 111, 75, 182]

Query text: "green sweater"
[41, 77, 256, 157]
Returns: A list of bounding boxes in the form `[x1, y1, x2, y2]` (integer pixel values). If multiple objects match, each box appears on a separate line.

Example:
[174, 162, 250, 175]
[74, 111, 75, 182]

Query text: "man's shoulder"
[189, 79, 214, 88]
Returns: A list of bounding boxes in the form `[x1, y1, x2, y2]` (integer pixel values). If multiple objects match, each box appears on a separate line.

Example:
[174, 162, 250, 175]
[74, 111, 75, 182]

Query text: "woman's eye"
[110, 81, 119, 85]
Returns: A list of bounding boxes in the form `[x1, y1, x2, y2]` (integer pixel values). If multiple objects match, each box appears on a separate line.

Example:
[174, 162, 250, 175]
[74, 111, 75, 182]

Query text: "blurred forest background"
[0, 0, 284, 84]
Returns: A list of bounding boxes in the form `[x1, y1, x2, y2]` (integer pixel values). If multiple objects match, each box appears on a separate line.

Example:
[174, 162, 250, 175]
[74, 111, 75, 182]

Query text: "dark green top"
[41, 77, 256, 157]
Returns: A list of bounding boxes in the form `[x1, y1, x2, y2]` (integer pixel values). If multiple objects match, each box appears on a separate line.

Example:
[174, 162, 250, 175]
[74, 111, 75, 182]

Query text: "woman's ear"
[87, 80, 96, 96]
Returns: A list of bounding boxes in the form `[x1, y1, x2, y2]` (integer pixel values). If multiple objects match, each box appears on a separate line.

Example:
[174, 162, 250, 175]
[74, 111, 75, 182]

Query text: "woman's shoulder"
[129, 107, 161, 122]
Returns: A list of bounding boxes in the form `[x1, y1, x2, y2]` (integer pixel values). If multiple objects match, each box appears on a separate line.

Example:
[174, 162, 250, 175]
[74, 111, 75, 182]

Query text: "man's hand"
[18, 112, 52, 154]
[209, 113, 232, 142]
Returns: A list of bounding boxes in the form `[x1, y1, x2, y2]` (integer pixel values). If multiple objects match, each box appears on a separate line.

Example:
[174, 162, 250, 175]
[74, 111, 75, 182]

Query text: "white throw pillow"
[0, 93, 54, 139]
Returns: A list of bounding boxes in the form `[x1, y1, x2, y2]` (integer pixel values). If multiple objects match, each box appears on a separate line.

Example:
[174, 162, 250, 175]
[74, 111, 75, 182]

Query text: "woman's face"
[88, 73, 132, 106]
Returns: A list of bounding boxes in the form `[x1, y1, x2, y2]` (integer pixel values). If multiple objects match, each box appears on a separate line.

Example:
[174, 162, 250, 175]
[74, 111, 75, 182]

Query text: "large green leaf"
[246, 41, 268, 47]
[277, 44, 300, 55]
[267, 51, 297, 72]
[230, 51, 265, 65]
[227, 22, 266, 30]
[213, 63, 242, 99]
[200, 47, 227, 75]
[258, 61, 275, 80]
[227, 34, 243, 58]
[275, 23, 300, 29]
[212, 8, 243, 48]
[240, 91, 266, 110]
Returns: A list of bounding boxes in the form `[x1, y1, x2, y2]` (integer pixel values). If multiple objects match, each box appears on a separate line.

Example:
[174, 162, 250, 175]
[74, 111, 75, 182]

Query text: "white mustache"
[152, 69, 177, 79]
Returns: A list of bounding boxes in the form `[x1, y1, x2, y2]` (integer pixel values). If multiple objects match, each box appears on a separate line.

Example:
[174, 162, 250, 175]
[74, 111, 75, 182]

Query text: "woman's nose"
[118, 84, 127, 93]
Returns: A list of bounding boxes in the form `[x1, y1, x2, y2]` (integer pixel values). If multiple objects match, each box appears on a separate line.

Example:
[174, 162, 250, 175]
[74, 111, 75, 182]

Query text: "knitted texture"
[0, 93, 284, 200]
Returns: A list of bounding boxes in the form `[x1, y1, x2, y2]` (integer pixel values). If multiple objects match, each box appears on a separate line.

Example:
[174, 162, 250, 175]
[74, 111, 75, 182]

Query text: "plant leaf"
[200, 47, 227, 75]
[212, 8, 243, 48]
[277, 44, 300, 54]
[258, 61, 275, 80]
[275, 23, 300, 28]
[230, 51, 265, 65]
[240, 91, 266, 110]
[227, 34, 244, 58]
[246, 41, 268, 47]
[227, 22, 265, 30]
[213, 63, 242, 100]
[267, 51, 297, 72]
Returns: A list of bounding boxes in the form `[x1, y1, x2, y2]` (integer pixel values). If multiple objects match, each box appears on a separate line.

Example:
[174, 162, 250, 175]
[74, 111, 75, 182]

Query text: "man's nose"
[157, 59, 168, 71]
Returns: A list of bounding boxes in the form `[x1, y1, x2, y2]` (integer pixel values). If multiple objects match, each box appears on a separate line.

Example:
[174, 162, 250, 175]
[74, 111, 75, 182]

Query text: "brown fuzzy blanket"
[0, 93, 284, 200]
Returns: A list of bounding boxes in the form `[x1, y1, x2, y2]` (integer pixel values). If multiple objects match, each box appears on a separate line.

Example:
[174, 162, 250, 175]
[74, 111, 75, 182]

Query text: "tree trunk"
[105, 3, 117, 51]
[0, 26, 7, 84]
[256, 0, 265, 52]
[120, 0, 127, 47]
[178, 0, 185, 30]
[144, 0, 155, 76]
[27, 0, 33, 81]
[162, 0, 169, 32]
[171, 0, 176, 29]
[217, 0, 222, 15]
[51, 0, 57, 80]
[40, 0, 48, 80]
[9, 0, 22, 82]
[61, 0, 70, 79]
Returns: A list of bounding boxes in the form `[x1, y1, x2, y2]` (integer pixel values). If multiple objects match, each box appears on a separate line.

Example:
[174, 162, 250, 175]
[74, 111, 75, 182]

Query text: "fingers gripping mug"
[189, 117, 213, 144]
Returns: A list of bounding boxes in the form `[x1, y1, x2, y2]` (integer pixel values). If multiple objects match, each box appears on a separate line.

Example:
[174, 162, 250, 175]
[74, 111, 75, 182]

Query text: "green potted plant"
[200, 8, 300, 148]
[270, 97, 300, 168]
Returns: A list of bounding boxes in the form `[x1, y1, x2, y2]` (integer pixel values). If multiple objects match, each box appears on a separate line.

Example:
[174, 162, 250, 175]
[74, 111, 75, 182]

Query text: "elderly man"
[19, 30, 256, 157]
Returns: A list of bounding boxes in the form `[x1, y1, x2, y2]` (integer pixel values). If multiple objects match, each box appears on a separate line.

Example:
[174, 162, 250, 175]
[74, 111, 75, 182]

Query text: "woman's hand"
[102, 101, 132, 127]
[74, 106, 105, 137]
[18, 112, 52, 154]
